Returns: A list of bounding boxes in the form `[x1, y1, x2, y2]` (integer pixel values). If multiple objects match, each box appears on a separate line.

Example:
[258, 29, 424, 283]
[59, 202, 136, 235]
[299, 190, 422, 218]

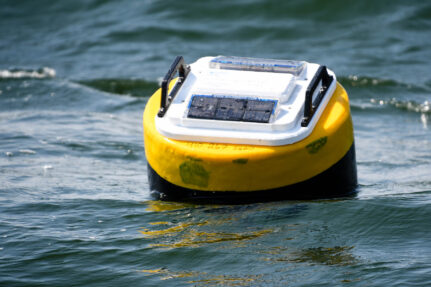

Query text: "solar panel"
[188, 95, 276, 123]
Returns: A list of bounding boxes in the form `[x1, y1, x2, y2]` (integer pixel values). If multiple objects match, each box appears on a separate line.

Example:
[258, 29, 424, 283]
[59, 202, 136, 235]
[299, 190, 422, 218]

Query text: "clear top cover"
[209, 56, 305, 76]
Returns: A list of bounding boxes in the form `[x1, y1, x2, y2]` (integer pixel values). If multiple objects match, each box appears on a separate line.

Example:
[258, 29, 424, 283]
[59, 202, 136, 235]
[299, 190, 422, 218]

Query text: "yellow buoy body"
[143, 81, 357, 202]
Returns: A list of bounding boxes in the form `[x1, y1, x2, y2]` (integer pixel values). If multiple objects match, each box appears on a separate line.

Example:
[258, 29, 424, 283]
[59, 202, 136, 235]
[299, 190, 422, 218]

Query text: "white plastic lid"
[155, 56, 336, 146]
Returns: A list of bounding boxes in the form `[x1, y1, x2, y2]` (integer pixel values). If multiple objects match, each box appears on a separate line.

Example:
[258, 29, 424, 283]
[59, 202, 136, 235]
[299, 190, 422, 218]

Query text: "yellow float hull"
[143, 82, 357, 202]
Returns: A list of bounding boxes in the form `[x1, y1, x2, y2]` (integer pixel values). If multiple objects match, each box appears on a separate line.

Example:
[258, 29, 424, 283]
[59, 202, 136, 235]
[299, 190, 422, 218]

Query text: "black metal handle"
[301, 65, 333, 127]
[158, 56, 190, 117]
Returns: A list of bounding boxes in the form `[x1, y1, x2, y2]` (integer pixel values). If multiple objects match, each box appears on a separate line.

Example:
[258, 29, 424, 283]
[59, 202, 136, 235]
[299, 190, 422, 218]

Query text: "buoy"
[143, 56, 357, 202]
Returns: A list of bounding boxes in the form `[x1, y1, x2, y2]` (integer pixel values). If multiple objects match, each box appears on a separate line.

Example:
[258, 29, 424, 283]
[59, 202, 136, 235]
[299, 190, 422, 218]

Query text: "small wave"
[0, 67, 56, 79]
[370, 98, 431, 114]
[338, 75, 406, 89]
[339, 75, 431, 95]
[19, 149, 37, 155]
[78, 78, 159, 97]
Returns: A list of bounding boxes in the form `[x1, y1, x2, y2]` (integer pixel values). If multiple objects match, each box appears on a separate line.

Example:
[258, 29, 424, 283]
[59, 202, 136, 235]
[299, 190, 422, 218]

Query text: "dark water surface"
[1, 0, 431, 286]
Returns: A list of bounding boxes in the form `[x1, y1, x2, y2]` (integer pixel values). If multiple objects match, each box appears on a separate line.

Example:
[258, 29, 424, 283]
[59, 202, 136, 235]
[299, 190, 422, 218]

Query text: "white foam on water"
[43, 165, 53, 170]
[57, 190, 152, 202]
[0, 67, 56, 79]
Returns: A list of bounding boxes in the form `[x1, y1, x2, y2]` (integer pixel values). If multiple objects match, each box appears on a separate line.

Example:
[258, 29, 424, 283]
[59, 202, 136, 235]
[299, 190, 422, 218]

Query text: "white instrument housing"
[155, 56, 336, 146]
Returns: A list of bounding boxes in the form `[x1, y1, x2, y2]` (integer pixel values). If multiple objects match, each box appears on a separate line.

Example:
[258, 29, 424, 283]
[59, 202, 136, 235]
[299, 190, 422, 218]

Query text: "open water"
[1, 0, 431, 286]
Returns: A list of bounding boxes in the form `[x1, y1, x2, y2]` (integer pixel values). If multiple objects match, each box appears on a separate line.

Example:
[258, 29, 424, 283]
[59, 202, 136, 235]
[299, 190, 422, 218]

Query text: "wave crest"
[0, 67, 56, 79]
[370, 98, 431, 114]
[338, 75, 405, 89]
[78, 78, 158, 97]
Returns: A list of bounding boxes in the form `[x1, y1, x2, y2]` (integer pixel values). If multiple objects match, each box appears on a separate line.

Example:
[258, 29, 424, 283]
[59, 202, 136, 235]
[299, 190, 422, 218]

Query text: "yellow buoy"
[143, 56, 357, 202]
